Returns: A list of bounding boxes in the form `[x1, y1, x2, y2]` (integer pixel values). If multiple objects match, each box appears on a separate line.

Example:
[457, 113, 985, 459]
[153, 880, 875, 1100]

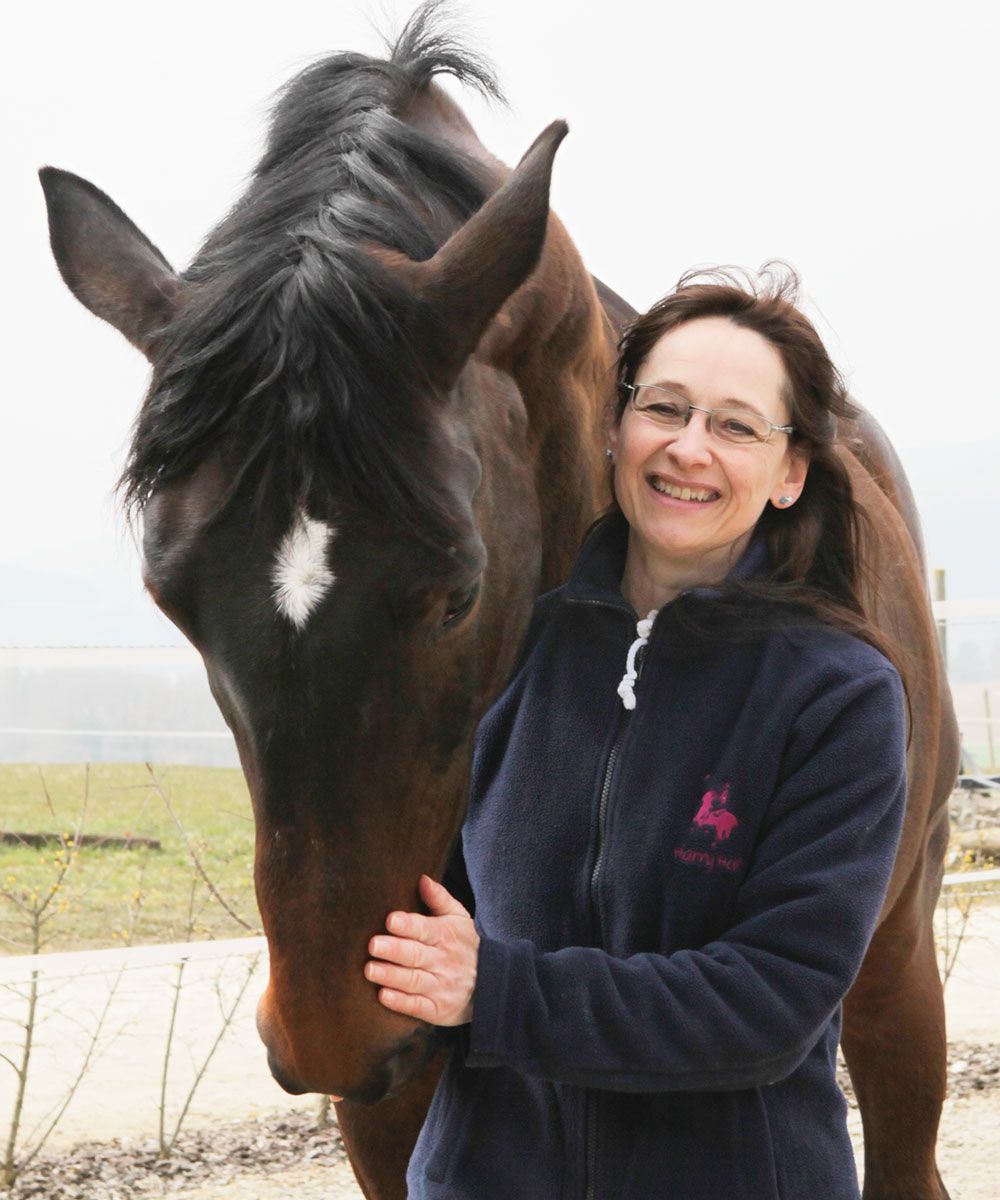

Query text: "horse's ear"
[404, 119, 569, 391]
[39, 167, 184, 360]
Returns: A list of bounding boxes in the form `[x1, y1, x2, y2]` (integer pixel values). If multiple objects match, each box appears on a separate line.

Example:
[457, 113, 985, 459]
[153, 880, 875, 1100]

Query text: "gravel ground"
[6, 1111, 352, 1199]
[7, 1042, 1000, 1200]
[838, 1039, 1000, 1103]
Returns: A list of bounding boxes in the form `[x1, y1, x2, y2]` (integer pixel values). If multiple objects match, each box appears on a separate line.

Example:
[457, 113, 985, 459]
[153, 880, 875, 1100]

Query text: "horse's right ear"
[398, 120, 569, 393]
[39, 167, 184, 360]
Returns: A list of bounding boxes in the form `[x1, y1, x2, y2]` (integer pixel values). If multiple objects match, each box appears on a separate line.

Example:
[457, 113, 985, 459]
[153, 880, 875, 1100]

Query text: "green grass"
[4, 763, 998, 956]
[0, 763, 260, 955]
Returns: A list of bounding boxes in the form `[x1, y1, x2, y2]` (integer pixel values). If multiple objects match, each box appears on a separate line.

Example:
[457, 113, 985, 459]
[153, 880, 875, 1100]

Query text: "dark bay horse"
[41, 8, 957, 1199]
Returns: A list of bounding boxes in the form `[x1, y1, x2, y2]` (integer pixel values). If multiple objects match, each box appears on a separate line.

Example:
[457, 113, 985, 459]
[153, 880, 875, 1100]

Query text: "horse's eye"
[441, 581, 481, 629]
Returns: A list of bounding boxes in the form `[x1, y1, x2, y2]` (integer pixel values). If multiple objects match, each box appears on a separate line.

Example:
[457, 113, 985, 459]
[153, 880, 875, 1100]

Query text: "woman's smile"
[646, 472, 722, 505]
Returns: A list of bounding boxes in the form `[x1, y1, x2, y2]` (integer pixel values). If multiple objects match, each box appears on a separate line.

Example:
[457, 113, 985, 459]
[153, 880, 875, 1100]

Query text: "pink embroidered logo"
[672, 779, 744, 873]
[691, 782, 740, 848]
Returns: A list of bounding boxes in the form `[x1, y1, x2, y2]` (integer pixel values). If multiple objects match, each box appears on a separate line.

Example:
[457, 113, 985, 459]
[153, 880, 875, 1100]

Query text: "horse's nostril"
[380, 1028, 432, 1097]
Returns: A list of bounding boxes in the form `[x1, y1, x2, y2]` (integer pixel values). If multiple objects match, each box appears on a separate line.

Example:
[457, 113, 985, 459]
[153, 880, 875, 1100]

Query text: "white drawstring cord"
[616, 610, 658, 710]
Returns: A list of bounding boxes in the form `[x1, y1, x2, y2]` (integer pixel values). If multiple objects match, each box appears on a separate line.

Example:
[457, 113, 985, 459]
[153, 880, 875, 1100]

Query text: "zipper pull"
[616, 610, 658, 710]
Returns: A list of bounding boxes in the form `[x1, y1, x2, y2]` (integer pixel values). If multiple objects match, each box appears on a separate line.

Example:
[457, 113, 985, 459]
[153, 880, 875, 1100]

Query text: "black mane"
[121, 2, 502, 551]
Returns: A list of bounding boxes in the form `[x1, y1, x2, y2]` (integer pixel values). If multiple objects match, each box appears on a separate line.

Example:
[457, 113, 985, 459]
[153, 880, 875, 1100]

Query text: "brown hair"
[611, 263, 902, 675]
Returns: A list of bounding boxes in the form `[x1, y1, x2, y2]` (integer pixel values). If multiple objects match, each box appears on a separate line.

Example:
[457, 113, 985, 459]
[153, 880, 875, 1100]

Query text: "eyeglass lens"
[631, 386, 770, 443]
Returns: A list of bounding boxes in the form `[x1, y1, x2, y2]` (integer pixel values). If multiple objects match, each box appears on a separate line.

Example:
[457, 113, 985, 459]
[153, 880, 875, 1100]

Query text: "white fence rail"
[0, 936, 266, 988]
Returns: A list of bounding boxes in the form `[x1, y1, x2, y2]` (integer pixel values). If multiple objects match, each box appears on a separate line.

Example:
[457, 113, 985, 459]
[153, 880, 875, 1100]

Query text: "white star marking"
[272, 513, 335, 629]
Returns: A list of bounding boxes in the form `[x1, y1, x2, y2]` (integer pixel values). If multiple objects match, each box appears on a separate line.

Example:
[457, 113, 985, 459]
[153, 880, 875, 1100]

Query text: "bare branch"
[165, 955, 261, 1155]
[16, 964, 128, 1172]
[2, 966, 40, 1186]
[158, 958, 188, 1157]
[218, 807, 253, 823]
[0, 892, 30, 918]
[0, 1052, 21, 1076]
[37, 767, 57, 826]
[35, 767, 87, 921]
[144, 764, 258, 933]
[939, 889, 976, 989]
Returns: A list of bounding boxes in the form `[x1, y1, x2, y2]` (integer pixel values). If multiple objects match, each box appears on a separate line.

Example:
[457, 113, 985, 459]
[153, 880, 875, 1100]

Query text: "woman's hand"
[366, 874, 479, 1026]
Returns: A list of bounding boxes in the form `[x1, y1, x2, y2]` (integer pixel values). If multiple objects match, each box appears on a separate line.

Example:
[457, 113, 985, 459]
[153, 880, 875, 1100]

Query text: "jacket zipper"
[584, 639, 647, 1200]
[589, 615, 646, 947]
[589, 710, 629, 946]
[585, 1088, 601, 1200]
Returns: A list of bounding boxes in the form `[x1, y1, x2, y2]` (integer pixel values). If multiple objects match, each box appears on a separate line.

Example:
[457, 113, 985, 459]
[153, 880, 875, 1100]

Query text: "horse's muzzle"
[257, 991, 431, 1103]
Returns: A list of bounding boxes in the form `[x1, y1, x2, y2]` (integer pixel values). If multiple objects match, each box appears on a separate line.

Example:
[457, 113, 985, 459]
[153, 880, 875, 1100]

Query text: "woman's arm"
[463, 665, 906, 1092]
[367, 665, 906, 1091]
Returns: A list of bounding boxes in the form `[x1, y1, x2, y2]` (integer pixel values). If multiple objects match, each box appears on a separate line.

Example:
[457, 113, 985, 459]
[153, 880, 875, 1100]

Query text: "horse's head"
[41, 113, 575, 1101]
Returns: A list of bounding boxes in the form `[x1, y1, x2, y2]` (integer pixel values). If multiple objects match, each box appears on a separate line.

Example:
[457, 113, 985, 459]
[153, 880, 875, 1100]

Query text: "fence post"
[932, 568, 947, 666]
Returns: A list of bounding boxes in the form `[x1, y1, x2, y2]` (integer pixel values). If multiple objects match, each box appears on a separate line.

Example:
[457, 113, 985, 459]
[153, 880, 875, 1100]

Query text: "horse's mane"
[121, 2, 501, 554]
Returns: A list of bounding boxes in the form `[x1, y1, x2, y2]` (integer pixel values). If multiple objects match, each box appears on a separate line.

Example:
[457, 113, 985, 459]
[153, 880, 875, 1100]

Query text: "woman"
[364, 267, 907, 1199]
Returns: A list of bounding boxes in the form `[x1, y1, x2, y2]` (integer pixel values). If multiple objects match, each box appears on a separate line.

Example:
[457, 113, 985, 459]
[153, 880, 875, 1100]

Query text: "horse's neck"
[403, 85, 615, 587]
[401, 82, 508, 188]
[839, 408, 926, 572]
[402, 83, 609, 366]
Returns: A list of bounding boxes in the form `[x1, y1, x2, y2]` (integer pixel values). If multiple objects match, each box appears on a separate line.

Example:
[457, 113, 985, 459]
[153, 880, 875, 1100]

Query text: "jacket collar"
[564, 509, 770, 612]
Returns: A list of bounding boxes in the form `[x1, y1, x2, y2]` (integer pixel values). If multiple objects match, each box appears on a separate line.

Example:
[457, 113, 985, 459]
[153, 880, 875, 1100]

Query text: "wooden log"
[0, 831, 161, 851]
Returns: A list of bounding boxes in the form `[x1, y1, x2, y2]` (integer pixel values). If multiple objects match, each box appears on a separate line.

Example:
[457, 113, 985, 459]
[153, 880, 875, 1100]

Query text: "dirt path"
[172, 1159, 364, 1199]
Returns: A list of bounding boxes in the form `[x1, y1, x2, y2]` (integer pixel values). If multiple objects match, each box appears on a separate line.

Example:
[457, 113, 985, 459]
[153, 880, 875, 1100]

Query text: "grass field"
[0, 763, 259, 954]
[3, 761, 997, 957]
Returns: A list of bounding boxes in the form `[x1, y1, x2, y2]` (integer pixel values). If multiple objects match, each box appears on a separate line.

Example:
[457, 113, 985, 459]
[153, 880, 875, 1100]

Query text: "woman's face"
[609, 316, 809, 575]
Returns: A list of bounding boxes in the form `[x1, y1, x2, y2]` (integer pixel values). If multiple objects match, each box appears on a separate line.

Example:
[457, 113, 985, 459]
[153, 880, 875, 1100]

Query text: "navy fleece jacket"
[407, 512, 907, 1200]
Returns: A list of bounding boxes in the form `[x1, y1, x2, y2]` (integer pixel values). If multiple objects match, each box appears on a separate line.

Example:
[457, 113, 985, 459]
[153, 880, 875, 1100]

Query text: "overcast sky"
[3, 0, 997, 645]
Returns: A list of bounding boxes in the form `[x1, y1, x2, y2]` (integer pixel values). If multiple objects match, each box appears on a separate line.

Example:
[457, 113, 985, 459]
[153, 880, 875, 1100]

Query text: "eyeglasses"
[622, 383, 795, 445]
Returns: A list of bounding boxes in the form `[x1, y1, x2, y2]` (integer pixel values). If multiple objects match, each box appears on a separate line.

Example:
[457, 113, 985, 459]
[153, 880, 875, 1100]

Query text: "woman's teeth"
[650, 478, 717, 502]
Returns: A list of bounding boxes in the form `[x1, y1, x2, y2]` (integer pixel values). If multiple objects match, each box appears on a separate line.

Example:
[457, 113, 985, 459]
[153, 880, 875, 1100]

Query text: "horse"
[40, 7, 958, 1199]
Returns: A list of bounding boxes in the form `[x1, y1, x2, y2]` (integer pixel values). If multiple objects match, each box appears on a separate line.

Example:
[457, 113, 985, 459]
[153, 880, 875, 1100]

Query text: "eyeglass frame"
[621, 382, 795, 445]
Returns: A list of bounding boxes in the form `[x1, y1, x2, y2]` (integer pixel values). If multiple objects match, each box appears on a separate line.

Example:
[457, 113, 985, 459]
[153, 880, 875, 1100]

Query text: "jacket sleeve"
[465, 665, 907, 1092]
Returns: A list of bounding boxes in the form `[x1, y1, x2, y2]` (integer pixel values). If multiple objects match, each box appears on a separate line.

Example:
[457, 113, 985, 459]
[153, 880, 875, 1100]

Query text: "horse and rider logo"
[673, 779, 743, 873]
[692, 781, 740, 847]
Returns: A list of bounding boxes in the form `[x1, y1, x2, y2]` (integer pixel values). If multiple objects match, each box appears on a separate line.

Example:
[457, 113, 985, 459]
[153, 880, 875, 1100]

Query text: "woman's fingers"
[364, 960, 436, 995]
[376, 987, 438, 1023]
[385, 909, 436, 941]
[418, 873, 470, 917]
[378, 878, 470, 948]
[365, 886, 479, 1027]
[368, 933, 430, 967]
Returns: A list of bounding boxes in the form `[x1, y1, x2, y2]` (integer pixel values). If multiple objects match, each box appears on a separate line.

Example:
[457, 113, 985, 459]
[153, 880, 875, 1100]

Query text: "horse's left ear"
[39, 167, 185, 361]
[402, 120, 568, 391]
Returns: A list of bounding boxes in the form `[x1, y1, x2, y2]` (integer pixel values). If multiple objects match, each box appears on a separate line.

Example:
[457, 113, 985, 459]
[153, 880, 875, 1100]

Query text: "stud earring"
[606, 448, 614, 461]
[778, 495, 794, 506]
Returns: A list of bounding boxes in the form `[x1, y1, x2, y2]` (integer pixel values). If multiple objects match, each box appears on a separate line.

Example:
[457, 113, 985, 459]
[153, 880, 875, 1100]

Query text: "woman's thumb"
[420, 873, 468, 916]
